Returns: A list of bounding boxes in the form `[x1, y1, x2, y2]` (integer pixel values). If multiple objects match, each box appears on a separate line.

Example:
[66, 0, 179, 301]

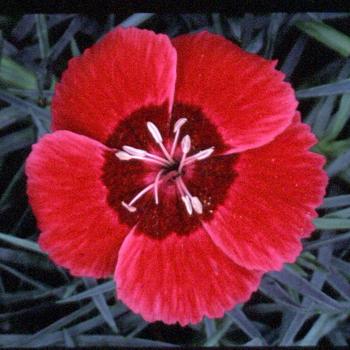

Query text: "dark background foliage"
[0, 13, 350, 347]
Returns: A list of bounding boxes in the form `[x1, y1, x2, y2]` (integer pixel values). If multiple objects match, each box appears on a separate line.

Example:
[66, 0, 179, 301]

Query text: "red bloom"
[25, 27, 328, 326]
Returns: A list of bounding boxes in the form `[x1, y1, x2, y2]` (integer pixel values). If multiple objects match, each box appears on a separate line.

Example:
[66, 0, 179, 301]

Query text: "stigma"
[115, 118, 214, 216]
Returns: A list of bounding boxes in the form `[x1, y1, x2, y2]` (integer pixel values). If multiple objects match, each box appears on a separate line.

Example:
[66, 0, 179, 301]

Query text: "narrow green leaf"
[63, 329, 75, 348]
[314, 217, 350, 230]
[0, 262, 49, 291]
[0, 232, 42, 254]
[14, 302, 96, 347]
[296, 20, 350, 57]
[297, 79, 350, 98]
[74, 335, 178, 347]
[326, 207, 350, 218]
[83, 278, 119, 334]
[70, 38, 80, 57]
[323, 94, 350, 141]
[226, 307, 266, 344]
[58, 280, 115, 303]
[203, 318, 216, 338]
[305, 231, 350, 250]
[203, 316, 234, 346]
[0, 89, 50, 120]
[119, 13, 154, 27]
[0, 163, 24, 207]
[298, 313, 347, 346]
[321, 195, 350, 208]
[327, 267, 350, 301]
[35, 14, 49, 59]
[0, 56, 37, 89]
[0, 106, 27, 129]
[270, 268, 341, 311]
[212, 13, 223, 35]
[281, 34, 308, 77]
[0, 127, 34, 157]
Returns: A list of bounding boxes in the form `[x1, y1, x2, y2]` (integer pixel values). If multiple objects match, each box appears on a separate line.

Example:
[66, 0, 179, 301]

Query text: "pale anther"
[191, 196, 203, 214]
[181, 135, 191, 154]
[181, 196, 193, 215]
[116, 151, 133, 161]
[123, 145, 147, 157]
[122, 201, 137, 212]
[173, 118, 187, 133]
[147, 121, 163, 143]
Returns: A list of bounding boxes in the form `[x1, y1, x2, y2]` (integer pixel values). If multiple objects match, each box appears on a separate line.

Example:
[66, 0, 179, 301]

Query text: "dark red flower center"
[102, 103, 237, 237]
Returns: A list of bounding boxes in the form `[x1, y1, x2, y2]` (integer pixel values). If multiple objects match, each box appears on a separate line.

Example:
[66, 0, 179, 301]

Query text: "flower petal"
[172, 31, 297, 153]
[52, 27, 177, 143]
[202, 114, 328, 272]
[25, 131, 130, 278]
[115, 227, 262, 326]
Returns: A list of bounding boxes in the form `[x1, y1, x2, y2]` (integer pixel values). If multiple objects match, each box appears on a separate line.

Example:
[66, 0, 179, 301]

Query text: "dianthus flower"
[26, 27, 328, 326]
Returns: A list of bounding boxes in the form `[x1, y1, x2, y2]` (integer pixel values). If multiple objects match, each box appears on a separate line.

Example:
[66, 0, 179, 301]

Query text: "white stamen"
[154, 169, 164, 205]
[184, 147, 215, 166]
[181, 135, 191, 154]
[123, 145, 169, 165]
[173, 118, 187, 133]
[119, 119, 214, 216]
[116, 151, 167, 166]
[123, 145, 147, 157]
[196, 147, 215, 160]
[116, 151, 133, 161]
[147, 121, 163, 143]
[171, 118, 187, 157]
[191, 196, 203, 214]
[181, 196, 193, 215]
[147, 121, 174, 162]
[122, 201, 137, 212]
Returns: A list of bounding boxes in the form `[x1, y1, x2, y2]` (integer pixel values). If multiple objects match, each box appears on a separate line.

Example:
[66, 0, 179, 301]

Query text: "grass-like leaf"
[270, 268, 341, 311]
[296, 20, 350, 57]
[298, 313, 347, 346]
[83, 278, 119, 334]
[35, 14, 49, 60]
[49, 17, 82, 62]
[58, 280, 115, 303]
[280, 34, 308, 78]
[119, 13, 154, 28]
[0, 56, 37, 89]
[314, 217, 350, 230]
[304, 231, 350, 250]
[321, 195, 350, 208]
[14, 302, 97, 347]
[203, 315, 234, 346]
[0, 232, 42, 254]
[226, 307, 266, 344]
[0, 262, 49, 290]
[297, 79, 350, 98]
[0, 127, 34, 156]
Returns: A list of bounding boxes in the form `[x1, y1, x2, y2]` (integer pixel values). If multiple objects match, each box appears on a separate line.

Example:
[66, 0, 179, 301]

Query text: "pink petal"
[202, 114, 328, 272]
[115, 227, 262, 326]
[52, 27, 177, 144]
[26, 131, 130, 278]
[172, 31, 298, 153]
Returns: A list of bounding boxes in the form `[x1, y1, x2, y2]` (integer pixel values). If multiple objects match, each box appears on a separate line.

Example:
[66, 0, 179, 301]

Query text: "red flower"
[25, 27, 328, 326]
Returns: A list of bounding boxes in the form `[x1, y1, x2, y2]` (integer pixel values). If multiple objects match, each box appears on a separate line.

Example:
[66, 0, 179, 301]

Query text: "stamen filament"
[122, 145, 169, 165]
[147, 121, 174, 163]
[170, 118, 187, 157]
[154, 169, 164, 205]
[119, 119, 213, 216]
[116, 151, 167, 166]
[159, 142, 174, 163]
[183, 147, 215, 166]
